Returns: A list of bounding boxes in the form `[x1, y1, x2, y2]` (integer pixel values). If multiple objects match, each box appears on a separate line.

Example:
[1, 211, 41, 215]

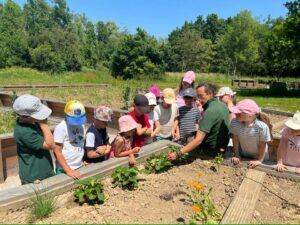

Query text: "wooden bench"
[232, 79, 256, 88]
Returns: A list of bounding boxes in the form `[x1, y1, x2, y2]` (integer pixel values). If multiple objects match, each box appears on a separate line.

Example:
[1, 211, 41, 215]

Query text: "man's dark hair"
[196, 82, 219, 96]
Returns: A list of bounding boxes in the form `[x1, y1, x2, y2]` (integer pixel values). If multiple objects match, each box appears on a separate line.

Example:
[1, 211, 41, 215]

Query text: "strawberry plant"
[111, 166, 139, 190]
[144, 151, 173, 173]
[74, 176, 105, 205]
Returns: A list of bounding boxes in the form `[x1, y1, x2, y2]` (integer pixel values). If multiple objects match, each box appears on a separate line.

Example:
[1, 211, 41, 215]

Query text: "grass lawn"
[0, 111, 16, 134]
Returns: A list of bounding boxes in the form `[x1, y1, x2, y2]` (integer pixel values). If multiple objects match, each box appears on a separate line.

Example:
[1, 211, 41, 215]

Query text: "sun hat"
[285, 111, 300, 130]
[229, 99, 260, 115]
[183, 71, 196, 84]
[64, 100, 87, 126]
[145, 92, 157, 106]
[134, 94, 150, 113]
[216, 87, 236, 97]
[94, 105, 113, 122]
[148, 85, 161, 97]
[162, 88, 176, 104]
[183, 87, 196, 98]
[118, 115, 138, 133]
[13, 94, 52, 120]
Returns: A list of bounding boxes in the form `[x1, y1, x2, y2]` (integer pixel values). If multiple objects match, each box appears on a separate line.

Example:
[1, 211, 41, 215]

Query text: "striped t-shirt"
[230, 118, 271, 159]
[179, 106, 201, 139]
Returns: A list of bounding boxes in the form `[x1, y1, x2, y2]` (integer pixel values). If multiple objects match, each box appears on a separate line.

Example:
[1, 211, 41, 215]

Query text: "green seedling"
[111, 166, 139, 190]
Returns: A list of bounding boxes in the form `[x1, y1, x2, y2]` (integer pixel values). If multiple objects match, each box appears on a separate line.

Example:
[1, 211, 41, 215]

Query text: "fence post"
[0, 141, 4, 183]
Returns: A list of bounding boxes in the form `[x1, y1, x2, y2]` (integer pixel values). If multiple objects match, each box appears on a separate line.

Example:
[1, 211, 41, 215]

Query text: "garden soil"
[0, 158, 299, 224]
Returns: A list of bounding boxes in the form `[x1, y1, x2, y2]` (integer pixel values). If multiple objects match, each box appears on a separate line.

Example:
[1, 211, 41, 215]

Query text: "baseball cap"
[183, 71, 196, 84]
[118, 115, 138, 133]
[94, 105, 113, 122]
[64, 100, 87, 126]
[134, 94, 150, 113]
[13, 94, 52, 120]
[145, 92, 157, 106]
[148, 85, 161, 97]
[216, 87, 236, 97]
[229, 99, 260, 115]
[183, 87, 196, 98]
[285, 111, 300, 130]
[162, 88, 176, 104]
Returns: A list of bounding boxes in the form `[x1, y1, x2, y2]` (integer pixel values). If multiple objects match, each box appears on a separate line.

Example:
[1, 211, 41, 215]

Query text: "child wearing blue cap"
[177, 87, 201, 145]
[53, 100, 87, 179]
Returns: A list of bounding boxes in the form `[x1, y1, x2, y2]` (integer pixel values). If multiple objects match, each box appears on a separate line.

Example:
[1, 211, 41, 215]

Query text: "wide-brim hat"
[216, 87, 236, 97]
[285, 112, 300, 130]
[119, 115, 138, 133]
[66, 115, 87, 126]
[162, 88, 176, 104]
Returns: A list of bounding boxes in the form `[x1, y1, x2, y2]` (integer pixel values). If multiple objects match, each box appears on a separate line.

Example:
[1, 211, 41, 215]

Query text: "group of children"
[12, 71, 300, 184]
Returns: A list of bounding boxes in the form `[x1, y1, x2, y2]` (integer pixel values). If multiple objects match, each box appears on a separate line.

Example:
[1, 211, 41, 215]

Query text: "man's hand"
[248, 160, 262, 169]
[167, 152, 177, 161]
[66, 169, 81, 179]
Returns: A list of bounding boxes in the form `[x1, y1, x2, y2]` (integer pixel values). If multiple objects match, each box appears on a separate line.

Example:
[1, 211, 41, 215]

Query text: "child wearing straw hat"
[276, 112, 300, 173]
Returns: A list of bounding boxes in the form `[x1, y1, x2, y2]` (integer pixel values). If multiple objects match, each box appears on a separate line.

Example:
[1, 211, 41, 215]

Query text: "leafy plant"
[74, 176, 105, 205]
[214, 149, 224, 173]
[111, 166, 139, 190]
[188, 181, 221, 224]
[27, 189, 56, 223]
[121, 85, 132, 110]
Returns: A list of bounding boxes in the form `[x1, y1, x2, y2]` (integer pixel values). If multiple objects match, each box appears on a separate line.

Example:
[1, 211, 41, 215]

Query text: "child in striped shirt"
[178, 88, 201, 145]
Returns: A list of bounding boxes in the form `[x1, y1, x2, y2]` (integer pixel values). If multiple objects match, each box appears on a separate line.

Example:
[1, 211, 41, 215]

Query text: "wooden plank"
[221, 170, 266, 224]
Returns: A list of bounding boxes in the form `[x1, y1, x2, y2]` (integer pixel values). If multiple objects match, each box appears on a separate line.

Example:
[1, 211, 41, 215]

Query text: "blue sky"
[11, 0, 288, 38]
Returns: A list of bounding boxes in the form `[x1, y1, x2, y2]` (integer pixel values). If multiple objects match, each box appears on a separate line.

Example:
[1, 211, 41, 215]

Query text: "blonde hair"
[257, 112, 273, 140]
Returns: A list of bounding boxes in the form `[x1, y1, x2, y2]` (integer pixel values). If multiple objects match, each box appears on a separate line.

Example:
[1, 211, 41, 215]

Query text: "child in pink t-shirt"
[276, 112, 300, 173]
[108, 115, 140, 165]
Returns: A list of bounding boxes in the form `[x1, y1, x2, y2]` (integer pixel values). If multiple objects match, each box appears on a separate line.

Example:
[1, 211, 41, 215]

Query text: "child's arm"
[276, 136, 287, 172]
[39, 121, 56, 150]
[114, 138, 140, 157]
[248, 141, 267, 168]
[151, 120, 160, 138]
[232, 134, 240, 165]
[172, 117, 179, 140]
[195, 120, 200, 131]
[53, 143, 81, 179]
[136, 124, 148, 136]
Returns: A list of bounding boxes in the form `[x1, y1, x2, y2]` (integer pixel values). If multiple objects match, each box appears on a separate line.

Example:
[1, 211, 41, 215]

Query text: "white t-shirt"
[145, 110, 159, 144]
[54, 120, 85, 170]
[154, 103, 179, 138]
[230, 118, 271, 160]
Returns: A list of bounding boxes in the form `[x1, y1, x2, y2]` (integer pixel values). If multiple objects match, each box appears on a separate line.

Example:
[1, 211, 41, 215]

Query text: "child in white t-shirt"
[229, 99, 272, 168]
[144, 92, 160, 144]
[276, 112, 300, 173]
[53, 100, 87, 179]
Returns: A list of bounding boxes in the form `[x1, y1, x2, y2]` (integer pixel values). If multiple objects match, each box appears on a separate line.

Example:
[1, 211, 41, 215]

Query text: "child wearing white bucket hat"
[276, 111, 300, 173]
[108, 115, 141, 165]
[216, 87, 237, 122]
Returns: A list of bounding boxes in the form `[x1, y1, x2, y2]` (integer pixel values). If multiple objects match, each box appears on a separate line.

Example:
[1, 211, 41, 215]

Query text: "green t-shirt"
[14, 120, 55, 184]
[199, 98, 230, 155]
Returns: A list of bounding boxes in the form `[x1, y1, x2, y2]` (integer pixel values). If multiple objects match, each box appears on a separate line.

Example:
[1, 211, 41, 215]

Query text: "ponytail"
[257, 112, 273, 140]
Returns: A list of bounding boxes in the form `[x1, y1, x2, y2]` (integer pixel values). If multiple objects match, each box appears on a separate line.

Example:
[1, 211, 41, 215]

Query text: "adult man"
[168, 82, 230, 160]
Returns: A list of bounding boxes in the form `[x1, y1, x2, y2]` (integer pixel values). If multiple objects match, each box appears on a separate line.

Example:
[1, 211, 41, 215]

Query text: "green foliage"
[111, 28, 165, 79]
[144, 146, 189, 173]
[214, 153, 224, 174]
[0, 111, 16, 134]
[121, 85, 132, 110]
[27, 190, 56, 223]
[111, 166, 139, 190]
[189, 186, 222, 224]
[74, 176, 105, 205]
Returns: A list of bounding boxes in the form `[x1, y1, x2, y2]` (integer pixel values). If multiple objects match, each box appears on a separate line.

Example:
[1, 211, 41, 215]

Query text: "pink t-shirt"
[279, 127, 300, 167]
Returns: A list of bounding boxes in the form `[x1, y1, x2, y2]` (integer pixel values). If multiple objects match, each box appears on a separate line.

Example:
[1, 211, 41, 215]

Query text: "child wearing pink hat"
[229, 99, 272, 168]
[108, 115, 141, 165]
[148, 85, 161, 105]
[276, 112, 300, 173]
[175, 71, 196, 108]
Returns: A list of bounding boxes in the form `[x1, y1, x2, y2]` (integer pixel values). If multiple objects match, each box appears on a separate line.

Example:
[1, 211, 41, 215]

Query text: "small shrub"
[74, 176, 105, 205]
[27, 190, 56, 223]
[111, 166, 139, 190]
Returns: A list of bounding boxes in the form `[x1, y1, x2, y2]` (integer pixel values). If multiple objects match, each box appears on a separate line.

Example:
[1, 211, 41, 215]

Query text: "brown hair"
[196, 82, 219, 96]
[257, 111, 273, 140]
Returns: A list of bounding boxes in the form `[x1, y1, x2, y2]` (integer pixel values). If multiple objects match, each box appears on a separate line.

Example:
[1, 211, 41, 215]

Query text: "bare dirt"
[0, 158, 299, 224]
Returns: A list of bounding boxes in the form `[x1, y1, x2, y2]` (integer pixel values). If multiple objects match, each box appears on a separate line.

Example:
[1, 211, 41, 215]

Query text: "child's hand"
[128, 155, 136, 165]
[131, 147, 140, 154]
[66, 169, 81, 179]
[248, 160, 261, 169]
[104, 145, 111, 154]
[96, 146, 107, 155]
[82, 161, 89, 167]
[276, 163, 286, 172]
[231, 156, 240, 165]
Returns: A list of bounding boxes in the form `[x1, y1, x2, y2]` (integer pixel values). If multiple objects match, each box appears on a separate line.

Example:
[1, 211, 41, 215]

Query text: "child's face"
[123, 130, 134, 139]
[236, 112, 253, 123]
[184, 96, 194, 106]
[94, 119, 107, 129]
[218, 95, 232, 104]
[182, 81, 191, 89]
[19, 116, 37, 123]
